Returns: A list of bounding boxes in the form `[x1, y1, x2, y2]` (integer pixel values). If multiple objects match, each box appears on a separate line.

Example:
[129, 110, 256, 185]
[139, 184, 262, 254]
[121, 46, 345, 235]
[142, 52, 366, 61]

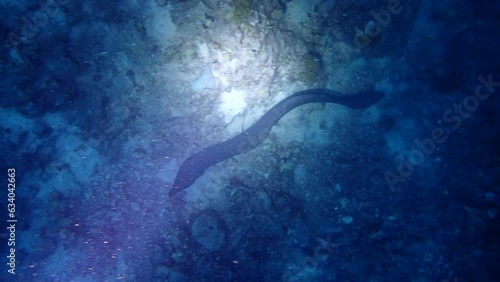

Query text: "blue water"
[0, 1, 498, 281]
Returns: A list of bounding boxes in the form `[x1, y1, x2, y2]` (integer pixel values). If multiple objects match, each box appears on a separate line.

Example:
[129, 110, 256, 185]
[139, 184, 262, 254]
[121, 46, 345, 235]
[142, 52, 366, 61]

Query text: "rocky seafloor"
[0, 0, 499, 281]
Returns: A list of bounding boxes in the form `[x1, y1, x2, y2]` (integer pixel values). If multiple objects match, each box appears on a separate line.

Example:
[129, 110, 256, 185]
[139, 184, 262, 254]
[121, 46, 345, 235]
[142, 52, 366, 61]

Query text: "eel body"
[169, 89, 384, 197]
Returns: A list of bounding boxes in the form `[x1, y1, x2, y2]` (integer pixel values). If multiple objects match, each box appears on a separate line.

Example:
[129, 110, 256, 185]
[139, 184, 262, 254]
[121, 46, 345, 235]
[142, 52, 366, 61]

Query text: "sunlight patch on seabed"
[218, 88, 247, 123]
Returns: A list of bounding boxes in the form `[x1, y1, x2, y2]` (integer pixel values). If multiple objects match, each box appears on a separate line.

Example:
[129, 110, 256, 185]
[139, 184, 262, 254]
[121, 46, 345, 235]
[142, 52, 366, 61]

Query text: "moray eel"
[169, 89, 384, 197]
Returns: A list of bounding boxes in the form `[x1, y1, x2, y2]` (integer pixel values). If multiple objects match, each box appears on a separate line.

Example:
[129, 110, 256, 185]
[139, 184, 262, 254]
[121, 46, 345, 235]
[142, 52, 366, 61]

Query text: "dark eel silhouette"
[169, 89, 384, 197]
